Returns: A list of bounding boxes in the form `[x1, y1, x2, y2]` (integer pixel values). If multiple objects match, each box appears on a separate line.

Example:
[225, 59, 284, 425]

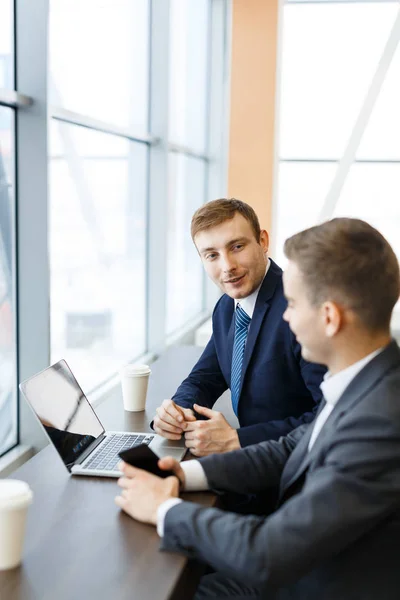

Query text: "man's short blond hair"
[191, 198, 261, 242]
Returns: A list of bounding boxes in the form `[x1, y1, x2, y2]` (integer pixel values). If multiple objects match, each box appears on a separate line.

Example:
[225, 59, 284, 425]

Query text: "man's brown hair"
[284, 218, 400, 332]
[191, 198, 261, 242]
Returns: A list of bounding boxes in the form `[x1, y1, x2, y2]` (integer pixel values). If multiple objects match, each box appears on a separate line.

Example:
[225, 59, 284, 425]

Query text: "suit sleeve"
[237, 333, 326, 446]
[199, 423, 307, 494]
[171, 333, 228, 412]
[161, 400, 400, 588]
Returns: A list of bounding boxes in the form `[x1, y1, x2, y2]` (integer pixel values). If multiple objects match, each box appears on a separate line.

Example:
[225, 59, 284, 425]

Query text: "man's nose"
[220, 253, 236, 273]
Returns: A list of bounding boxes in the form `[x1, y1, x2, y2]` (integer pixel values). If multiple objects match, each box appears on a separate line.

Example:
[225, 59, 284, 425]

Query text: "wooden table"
[0, 346, 217, 600]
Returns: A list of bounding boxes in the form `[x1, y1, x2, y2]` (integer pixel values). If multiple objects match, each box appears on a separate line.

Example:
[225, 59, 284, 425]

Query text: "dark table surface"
[0, 345, 217, 600]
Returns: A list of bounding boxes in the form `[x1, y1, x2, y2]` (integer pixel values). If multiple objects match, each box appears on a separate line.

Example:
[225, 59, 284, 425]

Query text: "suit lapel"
[279, 340, 400, 500]
[279, 400, 326, 494]
[238, 260, 282, 398]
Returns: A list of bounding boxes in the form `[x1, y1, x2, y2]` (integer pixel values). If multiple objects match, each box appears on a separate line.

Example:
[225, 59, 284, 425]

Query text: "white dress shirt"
[157, 346, 385, 536]
[156, 460, 209, 536]
[308, 347, 382, 450]
[234, 259, 270, 319]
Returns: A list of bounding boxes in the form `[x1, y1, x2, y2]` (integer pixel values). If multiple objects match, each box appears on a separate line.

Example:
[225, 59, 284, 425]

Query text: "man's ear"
[260, 230, 269, 253]
[322, 301, 342, 337]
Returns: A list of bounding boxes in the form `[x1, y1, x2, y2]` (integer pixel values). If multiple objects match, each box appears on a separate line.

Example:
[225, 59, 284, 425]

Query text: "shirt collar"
[320, 347, 384, 407]
[234, 259, 270, 319]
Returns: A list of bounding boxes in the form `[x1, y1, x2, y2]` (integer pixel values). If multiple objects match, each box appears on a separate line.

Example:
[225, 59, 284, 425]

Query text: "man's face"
[283, 260, 328, 364]
[194, 213, 269, 299]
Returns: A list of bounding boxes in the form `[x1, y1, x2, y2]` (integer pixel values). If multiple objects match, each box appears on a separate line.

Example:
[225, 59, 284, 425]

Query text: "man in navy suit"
[153, 199, 325, 456]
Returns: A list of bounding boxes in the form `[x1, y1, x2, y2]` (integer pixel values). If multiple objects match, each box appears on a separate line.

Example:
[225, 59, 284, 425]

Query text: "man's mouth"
[224, 274, 245, 284]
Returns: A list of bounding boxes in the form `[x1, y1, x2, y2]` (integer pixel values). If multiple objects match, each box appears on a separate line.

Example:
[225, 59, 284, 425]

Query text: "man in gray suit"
[116, 218, 400, 599]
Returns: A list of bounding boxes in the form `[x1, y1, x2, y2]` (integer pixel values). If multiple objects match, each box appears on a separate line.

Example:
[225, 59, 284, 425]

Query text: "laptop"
[19, 359, 187, 477]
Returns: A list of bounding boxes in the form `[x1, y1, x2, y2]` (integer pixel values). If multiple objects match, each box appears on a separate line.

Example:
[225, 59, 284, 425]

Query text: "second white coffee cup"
[120, 364, 151, 411]
[0, 479, 33, 571]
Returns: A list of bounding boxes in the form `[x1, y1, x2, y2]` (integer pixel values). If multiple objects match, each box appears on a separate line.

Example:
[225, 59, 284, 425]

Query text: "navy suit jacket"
[173, 259, 326, 446]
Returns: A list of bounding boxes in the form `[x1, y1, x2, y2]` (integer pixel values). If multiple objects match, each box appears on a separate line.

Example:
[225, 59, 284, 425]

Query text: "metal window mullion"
[146, 0, 171, 354]
[15, 0, 50, 451]
[204, 0, 232, 313]
[167, 142, 210, 161]
[280, 157, 339, 163]
[0, 89, 33, 109]
[51, 107, 158, 145]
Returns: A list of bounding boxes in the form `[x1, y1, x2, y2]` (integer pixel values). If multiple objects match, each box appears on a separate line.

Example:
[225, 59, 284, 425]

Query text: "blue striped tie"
[230, 304, 251, 416]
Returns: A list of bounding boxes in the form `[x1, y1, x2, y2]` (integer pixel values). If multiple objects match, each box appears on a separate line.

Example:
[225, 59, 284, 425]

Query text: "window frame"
[0, 0, 231, 463]
[273, 0, 400, 258]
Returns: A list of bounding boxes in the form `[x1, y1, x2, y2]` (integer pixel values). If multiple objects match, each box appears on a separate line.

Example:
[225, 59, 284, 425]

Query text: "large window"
[275, 0, 400, 324]
[0, 0, 228, 462]
[169, 0, 210, 153]
[166, 154, 206, 335]
[49, 123, 147, 390]
[0, 0, 17, 457]
[166, 0, 211, 335]
[49, 0, 149, 130]
[48, 0, 150, 390]
[0, 0, 13, 89]
[47, 0, 228, 391]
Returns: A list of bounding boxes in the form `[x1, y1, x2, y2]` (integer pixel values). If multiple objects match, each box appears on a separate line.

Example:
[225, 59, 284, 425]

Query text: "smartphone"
[118, 444, 174, 478]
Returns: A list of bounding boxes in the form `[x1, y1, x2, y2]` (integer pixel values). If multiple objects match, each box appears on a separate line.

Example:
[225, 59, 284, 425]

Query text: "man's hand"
[115, 459, 181, 524]
[153, 399, 196, 440]
[184, 403, 240, 457]
[157, 456, 186, 488]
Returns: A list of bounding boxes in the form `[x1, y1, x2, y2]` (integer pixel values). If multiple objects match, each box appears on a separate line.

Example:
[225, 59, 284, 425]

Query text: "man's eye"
[206, 254, 217, 261]
[233, 244, 243, 251]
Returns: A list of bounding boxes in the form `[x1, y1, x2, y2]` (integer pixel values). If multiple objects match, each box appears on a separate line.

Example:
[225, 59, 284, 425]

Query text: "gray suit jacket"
[161, 340, 400, 599]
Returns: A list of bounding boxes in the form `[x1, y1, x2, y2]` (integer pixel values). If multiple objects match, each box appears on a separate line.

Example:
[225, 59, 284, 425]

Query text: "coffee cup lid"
[0, 479, 33, 509]
[120, 364, 151, 377]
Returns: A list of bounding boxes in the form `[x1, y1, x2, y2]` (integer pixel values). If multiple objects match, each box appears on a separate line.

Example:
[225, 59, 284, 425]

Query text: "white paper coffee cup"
[120, 364, 151, 412]
[0, 479, 33, 570]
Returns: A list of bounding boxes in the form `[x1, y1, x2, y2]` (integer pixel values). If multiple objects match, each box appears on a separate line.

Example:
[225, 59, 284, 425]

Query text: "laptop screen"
[20, 360, 104, 468]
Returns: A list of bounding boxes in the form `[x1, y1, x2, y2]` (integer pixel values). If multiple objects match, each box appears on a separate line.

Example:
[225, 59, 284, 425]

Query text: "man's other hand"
[158, 456, 186, 489]
[115, 460, 180, 525]
[153, 399, 196, 440]
[184, 403, 240, 456]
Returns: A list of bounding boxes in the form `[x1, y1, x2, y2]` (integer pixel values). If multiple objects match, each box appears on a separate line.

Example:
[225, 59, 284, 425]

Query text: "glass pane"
[0, 0, 14, 89]
[357, 41, 400, 160]
[49, 0, 150, 130]
[279, 2, 398, 158]
[166, 154, 206, 335]
[0, 106, 17, 456]
[333, 163, 400, 258]
[274, 162, 337, 267]
[333, 162, 400, 324]
[169, 0, 210, 153]
[49, 122, 147, 392]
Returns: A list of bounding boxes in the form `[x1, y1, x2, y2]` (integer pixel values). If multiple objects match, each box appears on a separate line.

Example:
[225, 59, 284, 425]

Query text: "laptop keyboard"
[83, 433, 153, 472]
